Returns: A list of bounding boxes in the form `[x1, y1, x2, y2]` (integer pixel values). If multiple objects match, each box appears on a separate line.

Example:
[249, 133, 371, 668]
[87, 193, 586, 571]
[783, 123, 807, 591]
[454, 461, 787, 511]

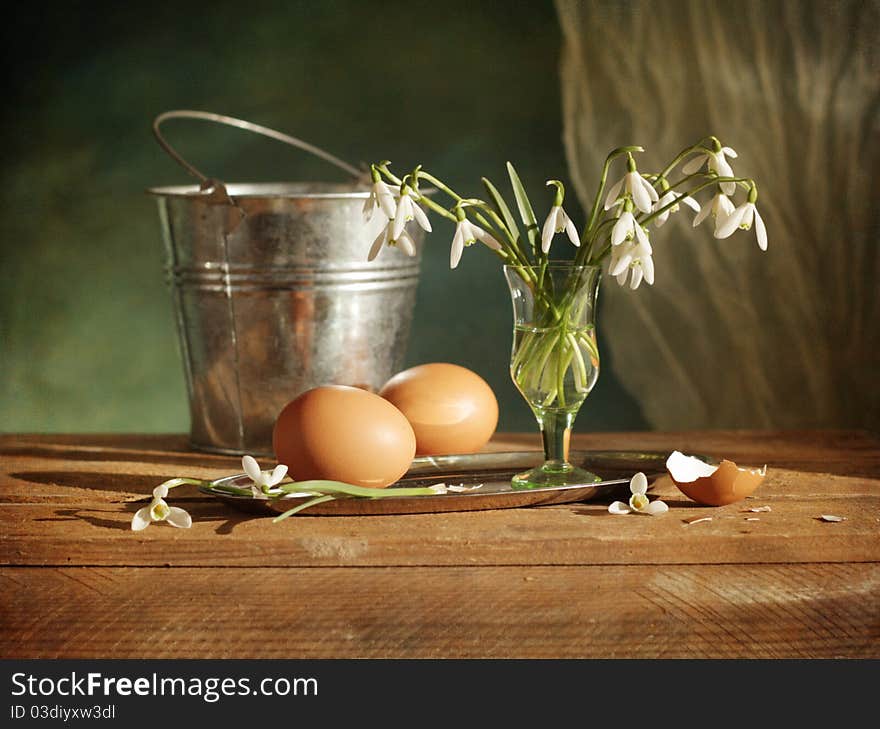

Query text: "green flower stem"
[656, 143, 706, 184]
[273, 494, 335, 523]
[158, 477, 207, 491]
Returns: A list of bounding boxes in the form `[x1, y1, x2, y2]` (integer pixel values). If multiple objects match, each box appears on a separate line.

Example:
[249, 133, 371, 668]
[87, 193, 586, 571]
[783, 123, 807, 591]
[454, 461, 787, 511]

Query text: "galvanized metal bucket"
[148, 111, 423, 456]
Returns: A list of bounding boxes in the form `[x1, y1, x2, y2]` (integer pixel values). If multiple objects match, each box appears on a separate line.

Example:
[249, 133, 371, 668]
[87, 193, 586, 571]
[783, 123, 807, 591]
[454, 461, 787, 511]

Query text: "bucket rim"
[146, 182, 438, 200]
[146, 181, 374, 199]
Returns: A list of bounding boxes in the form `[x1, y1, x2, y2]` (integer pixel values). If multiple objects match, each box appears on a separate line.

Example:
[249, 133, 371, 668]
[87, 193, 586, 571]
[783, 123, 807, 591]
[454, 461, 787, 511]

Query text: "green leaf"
[481, 176, 521, 247]
[277, 480, 444, 499]
[506, 162, 539, 251]
[273, 494, 336, 522]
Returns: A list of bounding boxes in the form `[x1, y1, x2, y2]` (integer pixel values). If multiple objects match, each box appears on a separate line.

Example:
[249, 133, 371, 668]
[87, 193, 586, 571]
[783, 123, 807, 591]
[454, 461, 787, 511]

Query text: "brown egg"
[379, 363, 499, 456]
[666, 451, 767, 506]
[273, 385, 416, 489]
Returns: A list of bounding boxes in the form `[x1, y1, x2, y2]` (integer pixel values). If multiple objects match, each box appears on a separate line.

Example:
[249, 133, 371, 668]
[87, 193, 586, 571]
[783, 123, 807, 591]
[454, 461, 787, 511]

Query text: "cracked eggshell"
[666, 450, 766, 506]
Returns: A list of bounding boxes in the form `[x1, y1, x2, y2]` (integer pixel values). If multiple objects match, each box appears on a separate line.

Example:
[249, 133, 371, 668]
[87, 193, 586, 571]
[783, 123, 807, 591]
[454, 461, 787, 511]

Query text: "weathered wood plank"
[1, 565, 876, 659]
[0, 482, 876, 567]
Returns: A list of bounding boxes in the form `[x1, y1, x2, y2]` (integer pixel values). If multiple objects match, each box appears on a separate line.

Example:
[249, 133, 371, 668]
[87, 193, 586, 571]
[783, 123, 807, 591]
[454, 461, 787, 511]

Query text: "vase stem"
[539, 409, 574, 471]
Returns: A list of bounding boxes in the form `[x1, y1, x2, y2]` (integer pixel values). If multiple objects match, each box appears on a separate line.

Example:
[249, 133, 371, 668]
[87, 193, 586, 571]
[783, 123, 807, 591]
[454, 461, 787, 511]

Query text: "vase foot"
[511, 464, 601, 490]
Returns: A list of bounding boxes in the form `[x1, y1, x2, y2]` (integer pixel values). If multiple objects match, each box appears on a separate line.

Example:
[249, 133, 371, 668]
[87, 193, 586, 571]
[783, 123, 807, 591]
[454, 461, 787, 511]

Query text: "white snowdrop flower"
[609, 238, 655, 290]
[692, 191, 737, 235]
[540, 205, 580, 253]
[611, 210, 651, 249]
[541, 180, 580, 253]
[392, 187, 431, 241]
[367, 221, 393, 261]
[242, 455, 289, 499]
[362, 179, 397, 223]
[394, 229, 417, 257]
[714, 200, 768, 251]
[608, 472, 668, 515]
[653, 190, 701, 228]
[131, 483, 192, 531]
[604, 170, 659, 214]
[450, 218, 502, 269]
[683, 144, 738, 194]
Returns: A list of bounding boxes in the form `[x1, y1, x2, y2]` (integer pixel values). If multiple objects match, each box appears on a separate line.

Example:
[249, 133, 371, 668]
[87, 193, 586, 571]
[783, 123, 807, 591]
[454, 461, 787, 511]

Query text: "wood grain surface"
[1, 431, 878, 658]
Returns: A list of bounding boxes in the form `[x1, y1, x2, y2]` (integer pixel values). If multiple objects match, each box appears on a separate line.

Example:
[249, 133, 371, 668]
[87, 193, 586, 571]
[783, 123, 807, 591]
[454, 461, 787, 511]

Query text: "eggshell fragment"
[379, 363, 498, 456]
[667, 451, 766, 506]
[273, 385, 416, 489]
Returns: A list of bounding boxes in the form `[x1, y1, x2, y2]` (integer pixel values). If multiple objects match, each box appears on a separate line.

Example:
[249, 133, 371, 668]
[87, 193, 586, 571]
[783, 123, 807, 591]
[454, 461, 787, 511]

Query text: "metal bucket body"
[151, 182, 422, 456]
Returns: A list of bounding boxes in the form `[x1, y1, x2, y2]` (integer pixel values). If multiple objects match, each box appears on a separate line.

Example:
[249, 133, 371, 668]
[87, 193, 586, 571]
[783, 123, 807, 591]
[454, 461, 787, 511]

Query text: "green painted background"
[0, 0, 646, 435]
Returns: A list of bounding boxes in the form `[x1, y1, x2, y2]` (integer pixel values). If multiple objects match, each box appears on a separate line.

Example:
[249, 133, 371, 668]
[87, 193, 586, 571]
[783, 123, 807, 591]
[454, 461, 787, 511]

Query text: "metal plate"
[200, 449, 699, 517]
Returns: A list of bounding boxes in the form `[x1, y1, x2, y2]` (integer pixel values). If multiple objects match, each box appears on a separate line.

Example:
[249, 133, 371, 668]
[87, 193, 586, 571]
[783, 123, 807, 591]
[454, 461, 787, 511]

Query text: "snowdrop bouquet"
[363, 136, 766, 284]
[362, 138, 765, 488]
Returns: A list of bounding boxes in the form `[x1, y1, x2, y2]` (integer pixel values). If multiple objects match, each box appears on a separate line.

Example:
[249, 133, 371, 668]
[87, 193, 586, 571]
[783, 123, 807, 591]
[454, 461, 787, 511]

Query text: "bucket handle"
[152, 110, 365, 187]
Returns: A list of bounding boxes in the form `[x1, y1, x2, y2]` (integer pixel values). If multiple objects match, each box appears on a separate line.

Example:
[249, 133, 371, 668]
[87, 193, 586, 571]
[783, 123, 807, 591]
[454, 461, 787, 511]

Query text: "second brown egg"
[379, 363, 499, 456]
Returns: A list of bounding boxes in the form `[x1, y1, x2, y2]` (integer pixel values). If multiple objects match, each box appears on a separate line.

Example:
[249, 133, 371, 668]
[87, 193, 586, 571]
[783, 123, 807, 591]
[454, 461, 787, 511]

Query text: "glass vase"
[503, 263, 602, 489]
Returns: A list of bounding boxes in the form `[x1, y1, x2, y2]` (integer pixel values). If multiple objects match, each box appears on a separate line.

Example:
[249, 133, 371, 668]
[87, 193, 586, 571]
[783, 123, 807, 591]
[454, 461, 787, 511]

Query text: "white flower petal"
[269, 464, 288, 486]
[474, 226, 503, 251]
[633, 222, 650, 249]
[715, 204, 747, 239]
[629, 265, 643, 289]
[541, 207, 559, 253]
[753, 207, 768, 251]
[722, 146, 738, 158]
[377, 184, 397, 219]
[411, 202, 432, 232]
[391, 196, 411, 240]
[692, 202, 712, 227]
[682, 153, 707, 175]
[367, 226, 387, 261]
[242, 455, 262, 484]
[563, 212, 581, 247]
[131, 506, 152, 531]
[641, 254, 655, 285]
[642, 500, 669, 515]
[165, 506, 192, 529]
[153, 483, 169, 499]
[603, 178, 623, 210]
[615, 270, 629, 286]
[608, 501, 631, 515]
[450, 224, 465, 268]
[629, 176, 653, 214]
[639, 175, 659, 202]
[715, 155, 736, 195]
[681, 195, 701, 212]
[611, 212, 632, 246]
[397, 231, 416, 257]
[719, 195, 736, 216]
[610, 250, 633, 276]
[630, 472, 648, 495]
[362, 194, 375, 223]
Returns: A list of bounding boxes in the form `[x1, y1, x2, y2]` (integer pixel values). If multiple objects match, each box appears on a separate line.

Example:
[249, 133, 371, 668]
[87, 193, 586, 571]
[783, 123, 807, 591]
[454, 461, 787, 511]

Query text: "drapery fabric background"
[557, 0, 879, 430]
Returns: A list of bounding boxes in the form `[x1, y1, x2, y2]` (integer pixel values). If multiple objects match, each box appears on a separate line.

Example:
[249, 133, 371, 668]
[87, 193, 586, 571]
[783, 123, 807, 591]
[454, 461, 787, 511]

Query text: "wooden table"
[1, 431, 877, 659]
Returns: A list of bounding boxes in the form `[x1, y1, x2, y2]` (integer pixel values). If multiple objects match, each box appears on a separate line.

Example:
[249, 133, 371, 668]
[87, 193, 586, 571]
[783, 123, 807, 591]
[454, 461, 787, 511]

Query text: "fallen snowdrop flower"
[131, 483, 192, 531]
[744, 517, 761, 522]
[242, 455, 288, 499]
[744, 505, 772, 513]
[608, 472, 668, 515]
[818, 514, 846, 522]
